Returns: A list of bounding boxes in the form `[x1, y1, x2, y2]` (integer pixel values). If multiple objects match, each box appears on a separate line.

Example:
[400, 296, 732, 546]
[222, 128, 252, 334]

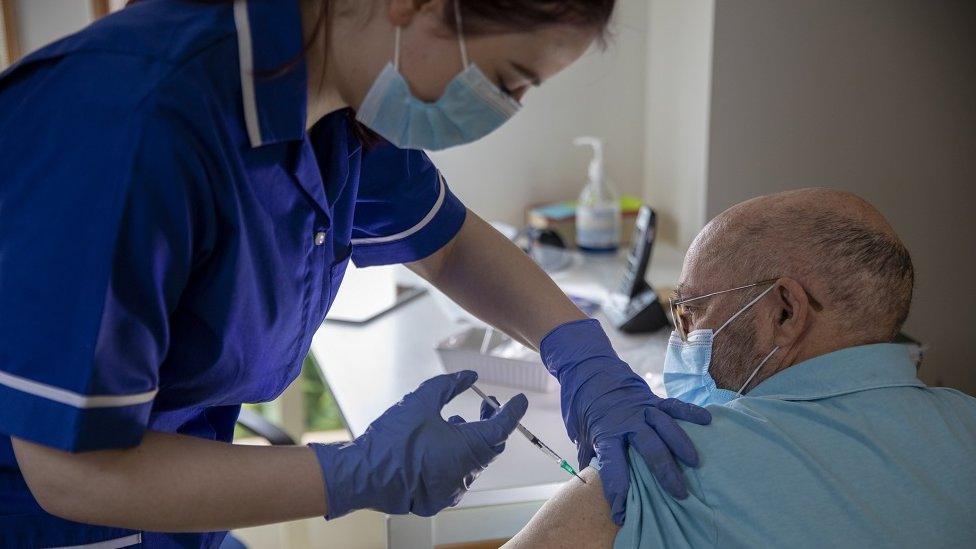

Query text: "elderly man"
[506, 188, 976, 548]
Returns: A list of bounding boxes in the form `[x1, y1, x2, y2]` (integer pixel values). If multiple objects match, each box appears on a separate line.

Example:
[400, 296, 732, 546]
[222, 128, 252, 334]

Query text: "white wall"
[14, 0, 92, 55]
[431, 0, 650, 226]
[643, 0, 715, 252]
[703, 0, 976, 392]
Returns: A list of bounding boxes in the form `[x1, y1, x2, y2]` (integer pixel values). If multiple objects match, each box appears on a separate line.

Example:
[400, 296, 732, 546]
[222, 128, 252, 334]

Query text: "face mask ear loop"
[714, 283, 776, 337]
[454, 0, 469, 68]
[394, 26, 402, 71]
[737, 346, 779, 395]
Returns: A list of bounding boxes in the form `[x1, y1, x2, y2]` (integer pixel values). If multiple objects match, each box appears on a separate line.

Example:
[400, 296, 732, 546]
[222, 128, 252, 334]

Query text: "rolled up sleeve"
[591, 449, 715, 548]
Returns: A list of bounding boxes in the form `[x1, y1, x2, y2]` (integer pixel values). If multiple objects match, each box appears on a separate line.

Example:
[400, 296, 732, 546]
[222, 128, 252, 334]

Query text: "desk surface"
[309, 253, 672, 508]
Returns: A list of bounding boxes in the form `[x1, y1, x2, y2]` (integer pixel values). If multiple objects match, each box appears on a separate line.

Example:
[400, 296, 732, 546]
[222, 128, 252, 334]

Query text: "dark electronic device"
[603, 206, 671, 333]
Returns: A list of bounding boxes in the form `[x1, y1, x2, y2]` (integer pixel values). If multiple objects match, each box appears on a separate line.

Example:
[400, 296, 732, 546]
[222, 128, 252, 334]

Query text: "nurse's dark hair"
[448, 0, 616, 38]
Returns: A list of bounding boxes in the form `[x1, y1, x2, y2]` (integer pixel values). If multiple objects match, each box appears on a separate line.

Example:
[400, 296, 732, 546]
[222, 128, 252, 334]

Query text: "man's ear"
[771, 278, 810, 348]
[388, 0, 443, 27]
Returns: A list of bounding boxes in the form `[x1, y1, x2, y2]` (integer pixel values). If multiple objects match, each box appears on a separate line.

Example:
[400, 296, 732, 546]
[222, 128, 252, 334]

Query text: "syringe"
[470, 384, 586, 483]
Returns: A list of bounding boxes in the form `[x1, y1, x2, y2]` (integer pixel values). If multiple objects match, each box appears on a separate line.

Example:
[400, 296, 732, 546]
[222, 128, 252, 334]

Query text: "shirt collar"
[233, 0, 307, 147]
[747, 343, 925, 401]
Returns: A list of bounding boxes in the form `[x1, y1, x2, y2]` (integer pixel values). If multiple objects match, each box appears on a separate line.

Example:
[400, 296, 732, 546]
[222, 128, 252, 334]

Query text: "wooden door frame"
[90, 0, 111, 19]
[1, 0, 22, 66]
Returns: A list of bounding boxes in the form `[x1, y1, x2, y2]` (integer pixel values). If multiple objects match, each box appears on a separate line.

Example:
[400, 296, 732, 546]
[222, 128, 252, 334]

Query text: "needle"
[470, 384, 586, 484]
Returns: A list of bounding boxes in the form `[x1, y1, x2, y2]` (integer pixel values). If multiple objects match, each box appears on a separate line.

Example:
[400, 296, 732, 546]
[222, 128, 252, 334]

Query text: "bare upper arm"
[504, 467, 619, 549]
[404, 208, 470, 281]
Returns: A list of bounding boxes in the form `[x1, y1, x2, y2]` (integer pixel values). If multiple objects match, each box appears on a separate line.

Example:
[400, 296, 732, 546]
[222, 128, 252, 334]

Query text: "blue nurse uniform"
[0, 0, 467, 546]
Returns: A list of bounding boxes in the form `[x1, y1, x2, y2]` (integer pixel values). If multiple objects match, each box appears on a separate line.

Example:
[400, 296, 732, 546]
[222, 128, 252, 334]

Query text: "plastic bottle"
[574, 136, 620, 252]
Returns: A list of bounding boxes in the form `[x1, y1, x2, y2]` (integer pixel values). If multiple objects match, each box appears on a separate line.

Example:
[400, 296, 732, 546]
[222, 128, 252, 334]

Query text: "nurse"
[0, 0, 710, 546]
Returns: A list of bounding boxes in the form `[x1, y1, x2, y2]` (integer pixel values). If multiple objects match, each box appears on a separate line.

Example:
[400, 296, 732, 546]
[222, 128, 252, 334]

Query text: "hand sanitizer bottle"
[574, 136, 620, 252]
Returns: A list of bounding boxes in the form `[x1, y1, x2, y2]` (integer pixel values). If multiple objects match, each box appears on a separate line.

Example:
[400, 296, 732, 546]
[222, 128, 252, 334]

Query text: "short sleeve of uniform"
[350, 142, 467, 267]
[0, 56, 205, 452]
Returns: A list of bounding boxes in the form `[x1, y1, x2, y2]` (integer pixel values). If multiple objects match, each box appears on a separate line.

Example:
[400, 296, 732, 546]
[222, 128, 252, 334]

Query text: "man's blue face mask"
[663, 283, 780, 406]
[355, 0, 522, 151]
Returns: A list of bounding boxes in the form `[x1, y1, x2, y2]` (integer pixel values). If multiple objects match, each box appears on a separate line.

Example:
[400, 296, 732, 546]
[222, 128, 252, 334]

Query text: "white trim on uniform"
[0, 370, 157, 409]
[51, 533, 142, 549]
[233, 0, 262, 148]
[350, 173, 447, 245]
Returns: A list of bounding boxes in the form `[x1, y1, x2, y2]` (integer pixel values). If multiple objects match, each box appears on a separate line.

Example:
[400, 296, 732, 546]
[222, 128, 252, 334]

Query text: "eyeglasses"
[669, 278, 823, 342]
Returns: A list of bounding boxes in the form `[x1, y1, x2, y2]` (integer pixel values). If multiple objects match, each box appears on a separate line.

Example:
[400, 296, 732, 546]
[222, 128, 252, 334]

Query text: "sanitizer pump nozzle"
[574, 136, 604, 186]
[574, 136, 620, 252]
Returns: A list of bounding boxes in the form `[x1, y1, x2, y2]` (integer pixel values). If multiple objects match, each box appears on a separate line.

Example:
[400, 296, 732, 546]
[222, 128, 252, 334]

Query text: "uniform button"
[314, 231, 327, 246]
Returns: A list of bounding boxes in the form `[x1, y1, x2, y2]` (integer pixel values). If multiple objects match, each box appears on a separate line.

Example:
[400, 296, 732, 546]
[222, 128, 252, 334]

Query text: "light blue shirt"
[611, 343, 976, 548]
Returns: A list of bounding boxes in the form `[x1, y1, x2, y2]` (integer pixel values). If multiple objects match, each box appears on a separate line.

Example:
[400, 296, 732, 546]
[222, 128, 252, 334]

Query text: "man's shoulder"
[679, 399, 785, 456]
[676, 383, 976, 504]
[928, 386, 976, 408]
[684, 383, 976, 462]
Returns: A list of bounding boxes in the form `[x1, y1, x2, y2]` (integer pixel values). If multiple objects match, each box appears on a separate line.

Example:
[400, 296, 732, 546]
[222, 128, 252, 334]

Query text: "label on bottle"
[577, 205, 620, 251]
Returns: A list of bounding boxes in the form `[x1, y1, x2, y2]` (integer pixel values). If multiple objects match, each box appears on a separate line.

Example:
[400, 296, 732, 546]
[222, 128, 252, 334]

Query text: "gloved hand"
[541, 318, 712, 525]
[310, 370, 528, 518]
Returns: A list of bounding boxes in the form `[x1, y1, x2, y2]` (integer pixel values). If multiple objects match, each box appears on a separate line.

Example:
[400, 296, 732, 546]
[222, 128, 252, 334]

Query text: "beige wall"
[703, 0, 976, 392]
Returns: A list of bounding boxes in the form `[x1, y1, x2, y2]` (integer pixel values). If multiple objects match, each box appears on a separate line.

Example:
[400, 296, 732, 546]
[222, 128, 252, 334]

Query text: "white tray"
[436, 326, 557, 393]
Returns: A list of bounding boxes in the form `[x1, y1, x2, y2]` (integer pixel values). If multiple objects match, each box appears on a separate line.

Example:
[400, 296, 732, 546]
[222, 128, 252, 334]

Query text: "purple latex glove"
[310, 371, 527, 518]
[541, 319, 711, 525]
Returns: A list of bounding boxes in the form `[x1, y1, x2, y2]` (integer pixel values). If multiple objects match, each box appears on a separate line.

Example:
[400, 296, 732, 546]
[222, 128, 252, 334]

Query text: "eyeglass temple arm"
[674, 278, 822, 311]
[672, 278, 778, 306]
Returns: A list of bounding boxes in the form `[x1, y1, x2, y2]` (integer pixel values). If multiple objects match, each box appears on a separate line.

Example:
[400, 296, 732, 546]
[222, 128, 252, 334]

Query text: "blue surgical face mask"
[354, 1, 521, 151]
[663, 284, 780, 406]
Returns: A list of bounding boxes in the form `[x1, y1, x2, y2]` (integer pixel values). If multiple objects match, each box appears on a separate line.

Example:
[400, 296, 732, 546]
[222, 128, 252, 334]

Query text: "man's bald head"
[675, 188, 914, 392]
[686, 187, 914, 344]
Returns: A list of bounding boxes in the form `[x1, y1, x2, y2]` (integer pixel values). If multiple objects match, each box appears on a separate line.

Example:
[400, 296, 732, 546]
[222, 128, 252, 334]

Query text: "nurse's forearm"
[409, 210, 586, 349]
[12, 432, 327, 532]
